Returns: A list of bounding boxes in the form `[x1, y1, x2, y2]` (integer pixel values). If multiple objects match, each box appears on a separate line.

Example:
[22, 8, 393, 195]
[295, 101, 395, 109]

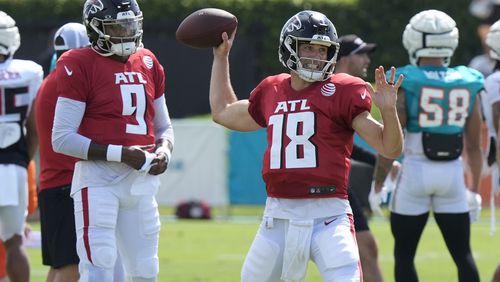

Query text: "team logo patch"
[64, 65, 73, 76]
[280, 15, 301, 40]
[284, 15, 302, 33]
[84, 0, 104, 16]
[360, 89, 367, 100]
[321, 83, 336, 97]
[143, 56, 153, 69]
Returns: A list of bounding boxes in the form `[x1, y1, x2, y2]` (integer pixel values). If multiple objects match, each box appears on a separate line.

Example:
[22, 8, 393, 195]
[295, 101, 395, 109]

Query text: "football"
[176, 8, 238, 48]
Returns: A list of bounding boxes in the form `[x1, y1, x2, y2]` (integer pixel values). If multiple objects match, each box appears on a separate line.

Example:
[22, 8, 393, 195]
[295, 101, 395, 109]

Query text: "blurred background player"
[335, 33, 384, 282]
[481, 19, 500, 236]
[35, 22, 88, 282]
[51, 0, 174, 281]
[468, 0, 500, 76]
[493, 264, 500, 282]
[0, 10, 43, 282]
[389, 9, 483, 282]
[209, 9, 403, 281]
[0, 161, 37, 282]
[336, 34, 376, 79]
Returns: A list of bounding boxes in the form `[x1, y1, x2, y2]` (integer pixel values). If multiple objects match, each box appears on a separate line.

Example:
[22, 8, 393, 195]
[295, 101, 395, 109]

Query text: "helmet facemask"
[90, 12, 143, 57]
[83, 0, 143, 57]
[279, 11, 339, 82]
[283, 35, 338, 82]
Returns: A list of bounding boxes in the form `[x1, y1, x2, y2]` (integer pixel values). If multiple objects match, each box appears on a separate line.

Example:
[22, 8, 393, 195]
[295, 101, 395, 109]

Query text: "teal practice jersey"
[389, 65, 484, 134]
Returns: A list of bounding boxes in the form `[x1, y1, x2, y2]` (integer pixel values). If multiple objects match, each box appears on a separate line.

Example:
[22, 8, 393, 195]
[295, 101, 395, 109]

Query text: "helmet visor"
[102, 17, 143, 40]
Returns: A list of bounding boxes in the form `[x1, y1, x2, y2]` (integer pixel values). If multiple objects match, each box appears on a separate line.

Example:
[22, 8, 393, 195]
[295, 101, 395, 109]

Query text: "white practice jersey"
[482, 70, 500, 139]
[0, 58, 43, 167]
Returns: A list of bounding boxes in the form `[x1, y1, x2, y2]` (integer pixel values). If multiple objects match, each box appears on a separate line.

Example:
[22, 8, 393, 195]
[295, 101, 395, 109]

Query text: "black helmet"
[279, 10, 339, 82]
[83, 0, 143, 56]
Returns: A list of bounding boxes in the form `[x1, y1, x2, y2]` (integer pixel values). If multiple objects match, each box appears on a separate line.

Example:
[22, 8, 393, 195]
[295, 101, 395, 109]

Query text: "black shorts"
[38, 185, 79, 268]
[348, 190, 369, 232]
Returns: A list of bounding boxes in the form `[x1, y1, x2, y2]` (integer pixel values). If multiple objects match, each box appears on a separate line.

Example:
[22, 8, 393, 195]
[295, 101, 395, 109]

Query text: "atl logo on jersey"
[274, 99, 310, 114]
[114, 72, 147, 84]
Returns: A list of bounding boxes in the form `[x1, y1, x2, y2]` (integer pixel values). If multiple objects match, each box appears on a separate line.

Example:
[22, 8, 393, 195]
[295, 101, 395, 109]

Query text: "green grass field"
[25, 206, 500, 282]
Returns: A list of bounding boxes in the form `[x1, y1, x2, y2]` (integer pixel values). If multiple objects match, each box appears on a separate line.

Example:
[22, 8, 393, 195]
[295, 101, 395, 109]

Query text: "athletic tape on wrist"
[140, 151, 156, 172]
[156, 147, 172, 163]
[106, 145, 123, 162]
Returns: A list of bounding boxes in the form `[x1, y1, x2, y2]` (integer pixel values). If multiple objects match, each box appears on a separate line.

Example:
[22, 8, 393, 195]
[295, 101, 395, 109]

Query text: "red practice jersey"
[248, 73, 371, 199]
[36, 70, 78, 191]
[55, 47, 165, 147]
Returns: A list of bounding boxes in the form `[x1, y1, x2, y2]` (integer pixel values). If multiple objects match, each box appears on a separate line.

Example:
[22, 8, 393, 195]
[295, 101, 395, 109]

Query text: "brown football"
[176, 8, 238, 48]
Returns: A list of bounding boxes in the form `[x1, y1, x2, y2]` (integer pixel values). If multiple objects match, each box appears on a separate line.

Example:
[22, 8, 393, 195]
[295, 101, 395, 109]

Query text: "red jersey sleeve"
[248, 81, 267, 128]
[344, 82, 372, 127]
[150, 52, 165, 99]
[351, 83, 372, 119]
[55, 50, 89, 102]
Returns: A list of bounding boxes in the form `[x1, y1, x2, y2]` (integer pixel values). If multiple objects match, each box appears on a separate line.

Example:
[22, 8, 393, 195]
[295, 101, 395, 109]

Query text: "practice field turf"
[26, 206, 500, 282]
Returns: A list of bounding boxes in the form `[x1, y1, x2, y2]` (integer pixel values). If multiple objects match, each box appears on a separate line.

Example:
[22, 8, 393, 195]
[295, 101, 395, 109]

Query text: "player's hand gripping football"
[371, 66, 404, 112]
[213, 28, 237, 58]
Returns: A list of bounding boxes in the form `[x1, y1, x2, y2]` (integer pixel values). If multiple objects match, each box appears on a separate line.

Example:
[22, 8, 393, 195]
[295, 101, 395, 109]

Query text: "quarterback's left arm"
[353, 66, 404, 159]
[148, 95, 174, 175]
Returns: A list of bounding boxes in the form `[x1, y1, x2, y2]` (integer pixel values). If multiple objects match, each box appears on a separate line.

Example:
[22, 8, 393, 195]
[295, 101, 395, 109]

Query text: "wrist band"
[106, 145, 123, 162]
[140, 151, 156, 172]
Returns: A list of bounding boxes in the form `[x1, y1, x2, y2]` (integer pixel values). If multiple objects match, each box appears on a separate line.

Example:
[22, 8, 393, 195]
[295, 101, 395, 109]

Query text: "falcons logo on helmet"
[283, 15, 302, 33]
[84, 0, 104, 16]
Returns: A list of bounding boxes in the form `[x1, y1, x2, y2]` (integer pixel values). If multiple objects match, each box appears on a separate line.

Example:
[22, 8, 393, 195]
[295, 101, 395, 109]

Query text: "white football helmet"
[0, 11, 20, 58]
[486, 19, 500, 61]
[402, 9, 458, 66]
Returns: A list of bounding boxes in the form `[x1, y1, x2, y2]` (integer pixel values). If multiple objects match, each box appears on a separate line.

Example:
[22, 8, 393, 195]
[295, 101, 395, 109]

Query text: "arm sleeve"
[52, 96, 91, 159]
[153, 95, 174, 146]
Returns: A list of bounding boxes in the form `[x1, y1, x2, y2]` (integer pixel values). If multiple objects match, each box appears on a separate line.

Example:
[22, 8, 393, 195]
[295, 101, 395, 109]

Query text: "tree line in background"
[1, 0, 482, 117]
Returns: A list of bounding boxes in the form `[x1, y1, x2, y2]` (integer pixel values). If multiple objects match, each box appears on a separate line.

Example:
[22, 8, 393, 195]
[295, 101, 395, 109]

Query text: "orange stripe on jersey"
[27, 160, 38, 215]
